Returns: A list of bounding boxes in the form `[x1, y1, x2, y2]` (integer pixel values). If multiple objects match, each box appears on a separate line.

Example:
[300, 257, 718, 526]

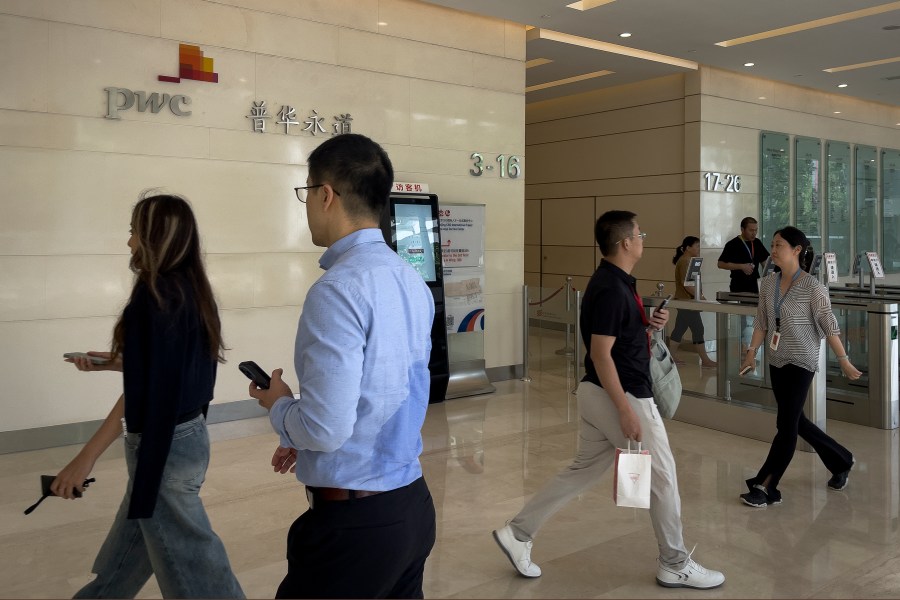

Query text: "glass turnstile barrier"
[714, 292, 899, 430]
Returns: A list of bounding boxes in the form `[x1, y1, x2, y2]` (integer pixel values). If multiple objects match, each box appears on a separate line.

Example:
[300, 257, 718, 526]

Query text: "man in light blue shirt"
[250, 134, 436, 599]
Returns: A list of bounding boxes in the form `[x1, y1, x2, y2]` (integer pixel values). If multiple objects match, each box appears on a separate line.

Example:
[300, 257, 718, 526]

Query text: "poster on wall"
[439, 204, 485, 334]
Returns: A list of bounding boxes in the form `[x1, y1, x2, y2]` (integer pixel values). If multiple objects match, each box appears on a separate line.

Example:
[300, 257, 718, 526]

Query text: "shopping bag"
[649, 331, 682, 418]
[614, 441, 651, 509]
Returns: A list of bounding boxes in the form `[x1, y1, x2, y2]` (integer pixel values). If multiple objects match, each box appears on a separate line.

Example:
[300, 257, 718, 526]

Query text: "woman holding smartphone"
[738, 226, 861, 508]
[53, 192, 244, 598]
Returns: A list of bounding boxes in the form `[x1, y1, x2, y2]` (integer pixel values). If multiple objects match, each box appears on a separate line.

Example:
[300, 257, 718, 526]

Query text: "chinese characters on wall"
[246, 101, 353, 135]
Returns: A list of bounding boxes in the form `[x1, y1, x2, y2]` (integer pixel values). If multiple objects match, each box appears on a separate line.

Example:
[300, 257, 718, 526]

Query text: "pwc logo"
[104, 44, 218, 120]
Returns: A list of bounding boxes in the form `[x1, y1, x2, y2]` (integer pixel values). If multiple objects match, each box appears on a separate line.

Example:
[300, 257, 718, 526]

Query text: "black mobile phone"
[239, 361, 271, 389]
[655, 294, 674, 314]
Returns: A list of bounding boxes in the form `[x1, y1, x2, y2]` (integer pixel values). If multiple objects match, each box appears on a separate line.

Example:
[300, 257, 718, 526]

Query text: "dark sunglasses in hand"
[24, 475, 96, 515]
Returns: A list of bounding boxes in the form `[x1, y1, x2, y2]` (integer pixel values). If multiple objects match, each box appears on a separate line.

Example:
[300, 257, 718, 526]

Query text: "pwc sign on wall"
[104, 44, 218, 119]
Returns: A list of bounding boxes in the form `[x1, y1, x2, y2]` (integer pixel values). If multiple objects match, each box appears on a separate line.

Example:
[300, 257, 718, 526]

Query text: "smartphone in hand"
[739, 365, 753, 376]
[654, 294, 674, 315]
[239, 361, 271, 389]
[63, 352, 110, 365]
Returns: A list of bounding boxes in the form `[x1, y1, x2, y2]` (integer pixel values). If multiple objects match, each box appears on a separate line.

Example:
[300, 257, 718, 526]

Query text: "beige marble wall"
[0, 0, 525, 433]
[525, 75, 687, 296]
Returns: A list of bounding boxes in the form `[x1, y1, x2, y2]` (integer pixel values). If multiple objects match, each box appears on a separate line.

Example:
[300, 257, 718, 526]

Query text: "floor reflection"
[2, 329, 900, 598]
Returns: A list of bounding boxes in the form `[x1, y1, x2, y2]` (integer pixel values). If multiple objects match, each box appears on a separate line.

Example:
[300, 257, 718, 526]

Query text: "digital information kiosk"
[380, 192, 450, 403]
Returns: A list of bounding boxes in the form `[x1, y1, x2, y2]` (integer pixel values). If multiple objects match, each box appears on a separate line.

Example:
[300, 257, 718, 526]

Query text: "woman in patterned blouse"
[737, 226, 862, 508]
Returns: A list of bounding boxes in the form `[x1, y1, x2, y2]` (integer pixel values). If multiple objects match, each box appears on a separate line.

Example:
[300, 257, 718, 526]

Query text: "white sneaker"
[656, 548, 724, 589]
[492, 525, 542, 578]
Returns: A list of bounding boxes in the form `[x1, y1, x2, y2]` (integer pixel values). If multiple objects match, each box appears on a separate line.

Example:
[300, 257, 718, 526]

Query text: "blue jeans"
[74, 415, 244, 599]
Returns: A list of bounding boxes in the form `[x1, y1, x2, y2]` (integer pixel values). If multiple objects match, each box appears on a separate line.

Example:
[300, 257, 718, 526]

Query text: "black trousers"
[752, 364, 853, 491]
[670, 309, 705, 344]
[276, 477, 436, 599]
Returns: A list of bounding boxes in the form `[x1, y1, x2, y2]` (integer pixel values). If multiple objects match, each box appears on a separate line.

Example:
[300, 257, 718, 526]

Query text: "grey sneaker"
[656, 548, 725, 589]
[492, 525, 541, 578]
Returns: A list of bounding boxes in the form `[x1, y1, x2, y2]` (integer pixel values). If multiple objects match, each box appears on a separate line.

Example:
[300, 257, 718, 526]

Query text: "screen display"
[394, 203, 438, 283]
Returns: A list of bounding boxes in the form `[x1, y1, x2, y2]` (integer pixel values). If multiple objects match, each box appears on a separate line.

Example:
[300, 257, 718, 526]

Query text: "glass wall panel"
[760, 132, 790, 245]
[826, 141, 851, 262]
[883, 149, 900, 273]
[856, 146, 878, 266]
[795, 137, 821, 251]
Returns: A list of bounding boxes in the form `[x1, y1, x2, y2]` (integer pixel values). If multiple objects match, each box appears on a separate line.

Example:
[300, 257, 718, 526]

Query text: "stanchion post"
[521, 284, 531, 382]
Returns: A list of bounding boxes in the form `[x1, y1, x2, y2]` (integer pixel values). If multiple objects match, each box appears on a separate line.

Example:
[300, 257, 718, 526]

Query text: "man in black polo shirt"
[717, 217, 769, 293]
[492, 211, 725, 589]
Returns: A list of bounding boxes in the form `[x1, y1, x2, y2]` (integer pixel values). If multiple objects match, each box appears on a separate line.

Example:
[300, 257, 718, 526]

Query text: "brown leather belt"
[305, 486, 384, 509]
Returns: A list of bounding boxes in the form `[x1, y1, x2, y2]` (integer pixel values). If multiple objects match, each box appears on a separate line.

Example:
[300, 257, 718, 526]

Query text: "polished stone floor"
[2, 331, 900, 598]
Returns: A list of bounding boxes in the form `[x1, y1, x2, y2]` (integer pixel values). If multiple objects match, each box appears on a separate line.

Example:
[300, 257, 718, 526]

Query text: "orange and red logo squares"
[158, 44, 218, 83]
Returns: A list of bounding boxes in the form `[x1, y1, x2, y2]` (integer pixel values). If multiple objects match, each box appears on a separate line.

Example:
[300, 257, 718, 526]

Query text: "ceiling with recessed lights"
[422, 0, 900, 107]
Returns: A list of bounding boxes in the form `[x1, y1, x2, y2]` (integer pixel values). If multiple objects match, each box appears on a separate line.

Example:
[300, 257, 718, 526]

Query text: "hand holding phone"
[654, 294, 673, 315]
[63, 352, 110, 365]
[239, 361, 271, 390]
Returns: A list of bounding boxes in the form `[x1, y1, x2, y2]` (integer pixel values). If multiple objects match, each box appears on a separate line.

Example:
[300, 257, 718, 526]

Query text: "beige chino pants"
[509, 381, 690, 568]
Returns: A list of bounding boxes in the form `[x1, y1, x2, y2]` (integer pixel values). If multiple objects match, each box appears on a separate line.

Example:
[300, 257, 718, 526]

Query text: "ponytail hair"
[672, 236, 700, 265]
[773, 226, 815, 272]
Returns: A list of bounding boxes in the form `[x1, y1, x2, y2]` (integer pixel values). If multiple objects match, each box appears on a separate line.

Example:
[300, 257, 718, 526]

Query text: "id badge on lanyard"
[771, 270, 801, 352]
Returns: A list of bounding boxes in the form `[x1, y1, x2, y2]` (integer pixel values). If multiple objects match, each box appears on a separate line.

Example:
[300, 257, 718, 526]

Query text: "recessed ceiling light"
[744, 62, 755, 67]
[838, 83, 848, 88]
[896, 123, 900, 126]
[377, 21, 387, 26]
[619, 32, 632, 38]
[758, 96, 766, 100]
[834, 111, 842, 114]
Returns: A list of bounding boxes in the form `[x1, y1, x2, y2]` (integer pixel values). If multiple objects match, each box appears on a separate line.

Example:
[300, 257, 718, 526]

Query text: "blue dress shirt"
[269, 228, 435, 491]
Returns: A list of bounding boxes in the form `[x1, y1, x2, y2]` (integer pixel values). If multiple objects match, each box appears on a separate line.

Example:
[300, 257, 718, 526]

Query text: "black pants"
[276, 477, 436, 599]
[670, 309, 705, 344]
[752, 364, 853, 491]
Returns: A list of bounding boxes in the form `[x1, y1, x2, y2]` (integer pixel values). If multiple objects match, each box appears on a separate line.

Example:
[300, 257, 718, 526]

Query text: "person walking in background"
[738, 226, 861, 508]
[670, 236, 717, 368]
[53, 193, 244, 598]
[492, 211, 725, 590]
[249, 134, 436, 599]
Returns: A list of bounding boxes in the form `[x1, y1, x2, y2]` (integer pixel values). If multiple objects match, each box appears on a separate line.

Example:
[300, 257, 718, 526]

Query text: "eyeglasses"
[617, 232, 647, 245]
[294, 184, 341, 203]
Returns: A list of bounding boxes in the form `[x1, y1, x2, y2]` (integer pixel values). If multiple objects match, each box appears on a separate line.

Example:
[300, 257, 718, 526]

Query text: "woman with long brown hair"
[52, 192, 243, 598]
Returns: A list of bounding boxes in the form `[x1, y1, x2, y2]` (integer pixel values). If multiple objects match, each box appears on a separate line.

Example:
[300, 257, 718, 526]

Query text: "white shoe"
[656, 547, 724, 589]
[492, 525, 542, 578]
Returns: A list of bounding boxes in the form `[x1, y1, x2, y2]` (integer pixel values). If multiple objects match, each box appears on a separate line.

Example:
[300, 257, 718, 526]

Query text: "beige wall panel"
[409, 80, 524, 152]
[340, 28, 474, 88]
[525, 200, 541, 245]
[542, 197, 594, 246]
[0, 110, 210, 159]
[44, 257, 133, 320]
[255, 56, 412, 146]
[206, 254, 258, 310]
[472, 54, 526, 96]
[251, 252, 322, 308]
[525, 174, 683, 200]
[0, 0, 161, 36]
[0, 317, 124, 431]
[0, 256, 47, 322]
[684, 93, 701, 123]
[701, 191, 760, 249]
[594, 194, 684, 249]
[683, 190, 701, 238]
[632, 247, 680, 284]
[524, 271, 541, 287]
[0, 148, 311, 255]
[382, 145, 465, 176]
[209, 128, 314, 166]
[684, 70, 701, 97]
[541, 246, 595, 277]
[161, 0, 339, 64]
[0, 16, 48, 112]
[211, 0, 378, 31]
[528, 100, 684, 146]
[684, 121, 701, 172]
[47, 24, 257, 128]
[700, 122, 760, 176]
[505, 22, 526, 61]
[636, 278, 673, 297]
[526, 74, 685, 123]
[526, 126, 684, 185]
[525, 244, 541, 273]
[485, 250, 524, 295]
[483, 292, 522, 368]
[379, 0, 507, 56]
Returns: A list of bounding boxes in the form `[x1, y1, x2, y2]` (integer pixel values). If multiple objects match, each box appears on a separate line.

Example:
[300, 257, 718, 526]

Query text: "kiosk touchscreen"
[808, 254, 822, 277]
[380, 192, 449, 403]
